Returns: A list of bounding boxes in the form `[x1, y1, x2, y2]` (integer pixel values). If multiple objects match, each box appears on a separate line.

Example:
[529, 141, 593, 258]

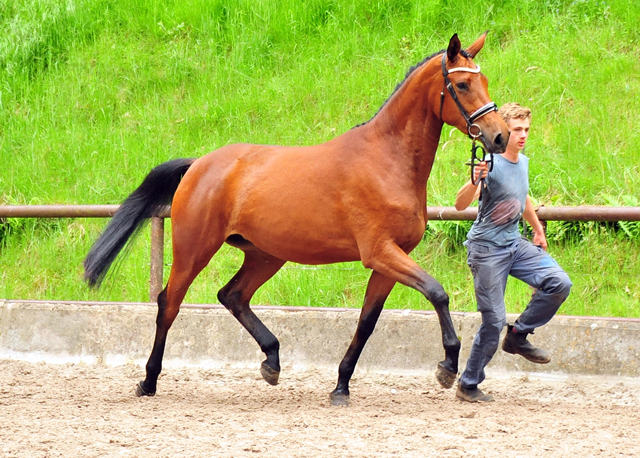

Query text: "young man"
[454, 103, 572, 403]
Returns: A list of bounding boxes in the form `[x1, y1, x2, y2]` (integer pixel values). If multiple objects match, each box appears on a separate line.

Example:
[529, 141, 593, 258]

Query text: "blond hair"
[498, 103, 531, 125]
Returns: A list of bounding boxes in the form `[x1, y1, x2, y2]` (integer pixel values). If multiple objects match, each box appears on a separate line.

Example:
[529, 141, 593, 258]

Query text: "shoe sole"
[503, 347, 550, 364]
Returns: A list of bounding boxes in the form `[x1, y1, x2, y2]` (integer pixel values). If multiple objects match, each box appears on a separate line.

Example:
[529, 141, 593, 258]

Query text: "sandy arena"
[1, 359, 639, 457]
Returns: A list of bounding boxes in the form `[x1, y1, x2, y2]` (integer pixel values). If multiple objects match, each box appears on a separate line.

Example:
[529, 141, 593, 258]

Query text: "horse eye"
[456, 82, 469, 91]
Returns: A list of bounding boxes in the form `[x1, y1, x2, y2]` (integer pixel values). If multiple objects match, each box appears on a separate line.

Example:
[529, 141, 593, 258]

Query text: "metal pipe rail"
[3, 205, 640, 221]
[2, 205, 640, 301]
[426, 206, 640, 222]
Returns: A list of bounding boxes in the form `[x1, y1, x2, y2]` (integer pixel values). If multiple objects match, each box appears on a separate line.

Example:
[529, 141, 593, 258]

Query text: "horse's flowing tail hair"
[84, 158, 196, 288]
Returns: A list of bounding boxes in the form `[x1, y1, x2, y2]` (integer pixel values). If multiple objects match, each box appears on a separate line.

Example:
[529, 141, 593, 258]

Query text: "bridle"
[439, 53, 498, 185]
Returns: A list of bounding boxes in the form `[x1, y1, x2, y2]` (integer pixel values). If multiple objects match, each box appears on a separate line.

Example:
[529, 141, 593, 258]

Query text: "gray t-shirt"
[466, 153, 529, 247]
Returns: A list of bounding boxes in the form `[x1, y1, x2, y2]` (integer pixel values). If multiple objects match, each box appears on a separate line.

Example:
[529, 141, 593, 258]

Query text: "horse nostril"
[494, 133, 504, 147]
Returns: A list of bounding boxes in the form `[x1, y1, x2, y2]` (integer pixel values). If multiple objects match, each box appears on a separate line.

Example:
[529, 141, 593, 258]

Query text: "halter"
[439, 53, 498, 185]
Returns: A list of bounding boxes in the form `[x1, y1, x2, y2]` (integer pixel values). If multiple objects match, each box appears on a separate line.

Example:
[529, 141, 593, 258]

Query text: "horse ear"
[466, 31, 488, 59]
[447, 34, 461, 63]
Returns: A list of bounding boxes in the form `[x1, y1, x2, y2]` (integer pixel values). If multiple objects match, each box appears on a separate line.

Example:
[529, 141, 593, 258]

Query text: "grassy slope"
[1, 0, 639, 316]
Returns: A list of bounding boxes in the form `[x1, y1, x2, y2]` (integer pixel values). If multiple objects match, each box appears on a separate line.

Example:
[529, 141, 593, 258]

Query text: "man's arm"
[523, 195, 547, 250]
[455, 180, 481, 210]
[454, 161, 488, 211]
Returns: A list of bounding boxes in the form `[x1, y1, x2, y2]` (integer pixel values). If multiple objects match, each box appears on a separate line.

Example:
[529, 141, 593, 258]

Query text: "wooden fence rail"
[2, 205, 640, 301]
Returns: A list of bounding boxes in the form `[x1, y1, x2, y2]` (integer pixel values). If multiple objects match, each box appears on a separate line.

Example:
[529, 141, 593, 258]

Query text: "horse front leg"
[421, 275, 460, 389]
[330, 271, 395, 406]
[363, 243, 460, 390]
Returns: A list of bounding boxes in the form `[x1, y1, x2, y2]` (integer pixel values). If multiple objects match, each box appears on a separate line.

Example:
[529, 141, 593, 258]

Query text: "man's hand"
[473, 161, 489, 183]
[533, 230, 548, 251]
[455, 161, 489, 211]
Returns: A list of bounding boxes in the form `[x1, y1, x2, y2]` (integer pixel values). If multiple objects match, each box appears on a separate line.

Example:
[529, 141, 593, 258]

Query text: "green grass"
[1, 0, 639, 316]
[1, 220, 637, 317]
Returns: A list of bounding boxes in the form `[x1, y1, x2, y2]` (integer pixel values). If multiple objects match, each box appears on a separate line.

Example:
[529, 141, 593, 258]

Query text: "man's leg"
[457, 319, 503, 401]
[509, 238, 572, 332]
[458, 243, 511, 401]
[502, 238, 572, 362]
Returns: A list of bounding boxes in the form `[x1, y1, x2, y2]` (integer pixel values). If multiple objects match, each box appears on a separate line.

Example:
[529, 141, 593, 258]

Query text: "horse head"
[438, 33, 508, 156]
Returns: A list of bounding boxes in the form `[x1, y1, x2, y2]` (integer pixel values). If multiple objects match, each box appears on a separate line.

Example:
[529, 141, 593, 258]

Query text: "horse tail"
[84, 158, 196, 288]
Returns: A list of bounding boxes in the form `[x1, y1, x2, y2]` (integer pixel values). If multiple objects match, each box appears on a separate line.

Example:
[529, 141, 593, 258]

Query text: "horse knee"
[425, 283, 449, 308]
[217, 289, 229, 307]
[262, 334, 280, 355]
[444, 335, 461, 355]
[218, 288, 242, 314]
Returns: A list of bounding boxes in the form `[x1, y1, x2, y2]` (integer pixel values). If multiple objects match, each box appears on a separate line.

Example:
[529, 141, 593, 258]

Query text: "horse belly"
[229, 175, 360, 264]
[235, 207, 361, 265]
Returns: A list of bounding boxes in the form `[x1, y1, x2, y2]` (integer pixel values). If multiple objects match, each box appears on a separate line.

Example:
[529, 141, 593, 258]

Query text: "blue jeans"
[459, 237, 572, 389]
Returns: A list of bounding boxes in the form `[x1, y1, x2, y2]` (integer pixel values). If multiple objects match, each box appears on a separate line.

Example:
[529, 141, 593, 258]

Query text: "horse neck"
[366, 62, 444, 189]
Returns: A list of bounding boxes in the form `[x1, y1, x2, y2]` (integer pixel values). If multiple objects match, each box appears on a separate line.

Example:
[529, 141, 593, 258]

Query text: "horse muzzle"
[484, 130, 507, 155]
[470, 117, 509, 156]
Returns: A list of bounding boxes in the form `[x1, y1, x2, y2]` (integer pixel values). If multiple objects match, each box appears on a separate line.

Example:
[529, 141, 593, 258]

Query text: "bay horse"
[84, 33, 508, 406]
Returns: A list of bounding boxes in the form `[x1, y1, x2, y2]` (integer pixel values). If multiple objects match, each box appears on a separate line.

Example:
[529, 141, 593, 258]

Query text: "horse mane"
[354, 48, 471, 128]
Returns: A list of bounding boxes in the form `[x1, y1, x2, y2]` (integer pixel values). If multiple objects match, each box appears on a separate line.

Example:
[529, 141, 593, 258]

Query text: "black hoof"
[329, 391, 350, 406]
[260, 361, 280, 386]
[435, 362, 457, 389]
[135, 381, 156, 397]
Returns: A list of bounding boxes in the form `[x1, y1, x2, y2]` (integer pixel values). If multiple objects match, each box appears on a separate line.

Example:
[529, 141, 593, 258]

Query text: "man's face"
[506, 117, 531, 152]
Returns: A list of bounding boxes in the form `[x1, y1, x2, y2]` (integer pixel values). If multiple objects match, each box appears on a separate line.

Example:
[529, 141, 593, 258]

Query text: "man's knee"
[558, 272, 572, 297]
[492, 316, 508, 331]
[541, 271, 572, 299]
[479, 306, 507, 329]
[476, 318, 506, 355]
[479, 315, 507, 339]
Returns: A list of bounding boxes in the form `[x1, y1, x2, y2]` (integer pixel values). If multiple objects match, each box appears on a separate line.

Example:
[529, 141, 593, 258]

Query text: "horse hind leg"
[330, 270, 395, 406]
[217, 241, 286, 386]
[136, 236, 224, 397]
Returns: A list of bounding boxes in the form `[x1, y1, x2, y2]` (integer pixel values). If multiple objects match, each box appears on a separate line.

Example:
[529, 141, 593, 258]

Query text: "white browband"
[446, 65, 481, 74]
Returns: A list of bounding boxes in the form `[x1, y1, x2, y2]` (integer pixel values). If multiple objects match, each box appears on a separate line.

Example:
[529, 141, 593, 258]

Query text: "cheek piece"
[439, 53, 498, 186]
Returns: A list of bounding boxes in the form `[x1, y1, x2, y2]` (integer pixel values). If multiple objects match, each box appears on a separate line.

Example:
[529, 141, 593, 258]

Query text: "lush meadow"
[1, 0, 639, 316]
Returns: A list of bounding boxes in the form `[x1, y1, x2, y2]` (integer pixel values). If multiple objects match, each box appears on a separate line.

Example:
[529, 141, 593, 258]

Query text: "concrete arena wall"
[1, 300, 639, 379]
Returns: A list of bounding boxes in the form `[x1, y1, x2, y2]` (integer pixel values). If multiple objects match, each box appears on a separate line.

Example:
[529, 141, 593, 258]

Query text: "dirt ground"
[0, 359, 639, 458]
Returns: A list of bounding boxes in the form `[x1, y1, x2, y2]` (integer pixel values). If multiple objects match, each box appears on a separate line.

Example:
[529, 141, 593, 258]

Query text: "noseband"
[439, 53, 498, 185]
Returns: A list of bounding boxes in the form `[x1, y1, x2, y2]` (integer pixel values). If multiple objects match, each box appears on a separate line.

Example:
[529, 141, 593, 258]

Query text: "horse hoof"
[260, 362, 280, 386]
[135, 381, 156, 397]
[435, 362, 457, 389]
[330, 391, 350, 407]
